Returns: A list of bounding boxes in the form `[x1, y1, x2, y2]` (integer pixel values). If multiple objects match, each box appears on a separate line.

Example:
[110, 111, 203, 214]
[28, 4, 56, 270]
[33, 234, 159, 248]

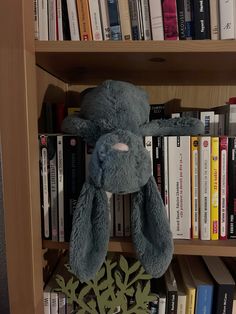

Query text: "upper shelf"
[35, 40, 236, 85]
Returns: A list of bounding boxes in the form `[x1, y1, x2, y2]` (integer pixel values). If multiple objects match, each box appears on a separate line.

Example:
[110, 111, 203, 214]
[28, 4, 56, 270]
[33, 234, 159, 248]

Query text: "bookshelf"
[2, 0, 236, 313]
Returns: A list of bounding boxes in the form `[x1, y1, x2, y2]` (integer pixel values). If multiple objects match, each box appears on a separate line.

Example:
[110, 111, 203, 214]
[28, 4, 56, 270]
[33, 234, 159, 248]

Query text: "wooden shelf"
[43, 239, 236, 257]
[35, 40, 236, 85]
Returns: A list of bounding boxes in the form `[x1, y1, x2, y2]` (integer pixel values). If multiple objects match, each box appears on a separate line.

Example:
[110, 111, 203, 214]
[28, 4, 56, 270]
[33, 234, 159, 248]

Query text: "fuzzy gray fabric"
[62, 80, 204, 282]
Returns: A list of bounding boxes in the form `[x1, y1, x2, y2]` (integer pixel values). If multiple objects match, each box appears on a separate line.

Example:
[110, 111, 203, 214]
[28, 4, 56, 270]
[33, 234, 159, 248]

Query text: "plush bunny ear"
[62, 114, 99, 144]
[69, 181, 110, 282]
[140, 117, 204, 136]
[131, 176, 174, 278]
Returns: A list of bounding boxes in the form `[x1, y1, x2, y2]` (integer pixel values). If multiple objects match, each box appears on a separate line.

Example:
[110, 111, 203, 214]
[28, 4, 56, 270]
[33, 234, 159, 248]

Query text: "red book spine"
[162, 0, 179, 40]
[219, 136, 228, 240]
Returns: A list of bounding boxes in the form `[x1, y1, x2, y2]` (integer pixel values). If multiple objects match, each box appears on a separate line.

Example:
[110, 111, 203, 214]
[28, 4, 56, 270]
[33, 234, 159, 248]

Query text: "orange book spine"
[76, 0, 92, 40]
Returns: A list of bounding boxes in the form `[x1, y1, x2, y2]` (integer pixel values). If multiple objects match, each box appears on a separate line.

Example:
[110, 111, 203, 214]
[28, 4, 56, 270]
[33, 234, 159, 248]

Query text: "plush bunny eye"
[112, 143, 129, 152]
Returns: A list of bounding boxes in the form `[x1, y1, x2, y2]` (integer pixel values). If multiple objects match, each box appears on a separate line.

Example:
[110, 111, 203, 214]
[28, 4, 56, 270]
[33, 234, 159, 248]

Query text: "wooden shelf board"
[43, 239, 236, 257]
[35, 40, 236, 85]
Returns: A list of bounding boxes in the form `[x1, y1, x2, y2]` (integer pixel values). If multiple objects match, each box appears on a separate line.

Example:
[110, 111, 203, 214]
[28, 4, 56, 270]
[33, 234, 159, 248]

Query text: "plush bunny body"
[62, 80, 204, 282]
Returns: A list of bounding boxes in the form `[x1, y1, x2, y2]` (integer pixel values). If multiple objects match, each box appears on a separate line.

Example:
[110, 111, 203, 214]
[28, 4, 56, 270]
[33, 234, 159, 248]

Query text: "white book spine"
[38, 0, 49, 40]
[199, 136, 211, 240]
[118, 0, 132, 40]
[209, 0, 219, 40]
[89, 0, 103, 40]
[158, 297, 166, 314]
[50, 291, 59, 314]
[219, 0, 236, 39]
[41, 144, 50, 238]
[144, 136, 153, 175]
[43, 291, 51, 314]
[34, 0, 39, 39]
[149, 0, 164, 40]
[106, 192, 114, 237]
[66, 0, 80, 40]
[57, 0, 64, 40]
[49, 146, 58, 241]
[57, 136, 64, 242]
[99, 0, 111, 40]
[168, 136, 191, 239]
[124, 194, 131, 237]
[115, 194, 124, 237]
[177, 295, 187, 314]
[139, 0, 152, 40]
[163, 136, 169, 219]
[48, 0, 57, 40]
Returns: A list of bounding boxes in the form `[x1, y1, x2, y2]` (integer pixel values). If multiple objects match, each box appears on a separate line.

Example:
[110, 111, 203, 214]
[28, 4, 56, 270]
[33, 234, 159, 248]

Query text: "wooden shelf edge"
[43, 239, 236, 257]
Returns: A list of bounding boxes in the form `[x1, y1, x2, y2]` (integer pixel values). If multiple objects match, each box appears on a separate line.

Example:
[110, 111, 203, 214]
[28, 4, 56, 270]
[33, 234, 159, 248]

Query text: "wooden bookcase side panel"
[0, 0, 43, 313]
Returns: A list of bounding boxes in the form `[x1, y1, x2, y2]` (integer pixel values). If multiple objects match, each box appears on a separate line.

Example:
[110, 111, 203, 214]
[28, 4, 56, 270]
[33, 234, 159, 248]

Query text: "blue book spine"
[107, 0, 122, 40]
[195, 285, 213, 314]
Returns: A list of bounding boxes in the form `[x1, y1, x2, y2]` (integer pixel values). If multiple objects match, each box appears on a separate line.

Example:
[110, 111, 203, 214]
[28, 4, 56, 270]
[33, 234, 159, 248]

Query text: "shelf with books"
[35, 40, 236, 85]
[43, 239, 236, 257]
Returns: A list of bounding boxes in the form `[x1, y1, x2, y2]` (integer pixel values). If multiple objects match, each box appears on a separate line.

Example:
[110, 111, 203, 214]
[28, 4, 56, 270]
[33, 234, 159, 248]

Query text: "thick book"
[219, 0, 236, 40]
[77, 0, 93, 40]
[203, 256, 235, 314]
[128, 0, 142, 40]
[228, 137, 236, 238]
[38, 0, 49, 40]
[99, 0, 111, 40]
[118, 0, 132, 40]
[168, 136, 191, 239]
[186, 256, 214, 314]
[149, 0, 164, 40]
[88, 0, 103, 40]
[161, 0, 179, 40]
[192, 0, 211, 39]
[107, 0, 122, 40]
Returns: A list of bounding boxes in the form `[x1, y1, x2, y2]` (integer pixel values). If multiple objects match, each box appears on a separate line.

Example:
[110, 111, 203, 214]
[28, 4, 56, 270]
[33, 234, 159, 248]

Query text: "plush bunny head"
[62, 80, 204, 282]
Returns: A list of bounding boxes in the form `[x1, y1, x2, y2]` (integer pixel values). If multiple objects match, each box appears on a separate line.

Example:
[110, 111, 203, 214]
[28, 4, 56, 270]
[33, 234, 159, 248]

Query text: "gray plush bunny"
[62, 80, 204, 282]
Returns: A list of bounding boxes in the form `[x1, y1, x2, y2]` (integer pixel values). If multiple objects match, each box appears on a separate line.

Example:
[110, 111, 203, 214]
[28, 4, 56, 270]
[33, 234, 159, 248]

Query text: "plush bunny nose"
[112, 143, 129, 151]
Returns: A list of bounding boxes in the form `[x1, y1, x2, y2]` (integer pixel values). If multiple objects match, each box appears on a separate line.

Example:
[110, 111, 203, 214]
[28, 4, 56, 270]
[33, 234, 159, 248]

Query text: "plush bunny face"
[89, 129, 151, 194]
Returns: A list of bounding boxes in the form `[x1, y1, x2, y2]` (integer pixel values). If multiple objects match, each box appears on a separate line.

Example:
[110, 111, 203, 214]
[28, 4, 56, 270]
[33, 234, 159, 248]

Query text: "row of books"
[147, 135, 236, 240]
[43, 253, 236, 314]
[35, 0, 236, 41]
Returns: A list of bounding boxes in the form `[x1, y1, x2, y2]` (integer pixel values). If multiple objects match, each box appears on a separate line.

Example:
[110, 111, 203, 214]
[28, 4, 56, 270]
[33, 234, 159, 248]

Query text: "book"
[214, 101, 236, 136]
[57, 135, 64, 242]
[172, 259, 187, 314]
[48, 0, 57, 40]
[184, 0, 193, 39]
[99, 0, 111, 40]
[61, 0, 71, 40]
[139, 0, 152, 40]
[128, 0, 142, 40]
[38, 0, 49, 40]
[199, 136, 211, 240]
[176, 0, 186, 40]
[177, 255, 196, 314]
[149, 0, 164, 40]
[123, 194, 131, 237]
[203, 256, 235, 314]
[222, 257, 236, 314]
[161, 0, 179, 40]
[152, 136, 163, 197]
[118, 0, 132, 40]
[200, 111, 215, 135]
[185, 256, 214, 314]
[210, 137, 219, 240]
[88, 0, 103, 40]
[107, 0, 122, 40]
[34, 0, 39, 39]
[163, 136, 169, 219]
[192, 0, 211, 39]
[114, 194, 124, 237]
[209, 0, 219, 40]
[228, 137, 236, 239]
[168, 136, 191, 239]
[107, 192, 114, 237]
[76, 0, 93, 40]
[144, 136, 153, 175]
[66, 0, 80, 40]
[164, 265, 178, 314]
[219, 0, 236, 40]
[191, 136, 199, 239]
[219, 136, 228, 240]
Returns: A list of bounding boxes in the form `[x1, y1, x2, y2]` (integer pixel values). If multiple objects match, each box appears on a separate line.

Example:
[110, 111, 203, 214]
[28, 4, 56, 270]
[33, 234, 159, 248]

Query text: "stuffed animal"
[62, 80, 204, 282]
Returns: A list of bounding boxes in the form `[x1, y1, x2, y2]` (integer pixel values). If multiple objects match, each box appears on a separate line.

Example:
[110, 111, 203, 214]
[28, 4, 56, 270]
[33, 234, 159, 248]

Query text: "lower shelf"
[43, 238, 236, 257]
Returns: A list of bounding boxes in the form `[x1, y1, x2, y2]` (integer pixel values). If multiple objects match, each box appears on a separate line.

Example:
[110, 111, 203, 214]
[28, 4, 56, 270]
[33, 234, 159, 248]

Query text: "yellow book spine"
[186, 287, 196, 314]
[211, 137, 219, 240]
[191, 136, 199, 239]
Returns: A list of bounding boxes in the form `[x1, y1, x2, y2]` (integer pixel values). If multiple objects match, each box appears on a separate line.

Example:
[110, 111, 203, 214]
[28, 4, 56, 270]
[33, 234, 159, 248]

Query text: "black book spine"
[152, 136, 164, 199]
[63, 136, 85, 242]
[228, 137, 236, 239]
[167, 291, 178, 314]
[215, 284, 234, 314]
[61, 0, 71, 40]
[149, 104, 166, 120]
[176, 0, 186, 39]
[192, 0, 211, 39]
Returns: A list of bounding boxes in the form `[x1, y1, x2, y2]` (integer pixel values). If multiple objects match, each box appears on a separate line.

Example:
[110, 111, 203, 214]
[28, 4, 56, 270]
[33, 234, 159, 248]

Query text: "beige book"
[209, 0, 219, 40]
[118, 0, 132, 40]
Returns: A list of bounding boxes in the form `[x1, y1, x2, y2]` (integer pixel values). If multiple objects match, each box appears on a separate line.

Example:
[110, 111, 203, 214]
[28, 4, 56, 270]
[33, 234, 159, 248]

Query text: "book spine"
[128, 0, 142, 40]
[153, 136, 163, 196]
[195, 285, 213, 314]
[66, 0, 80, 40]
[200, 111, 215, 135]
[57, 135, 64, 242]
[162, 0, 179, 40]
[167, 291, 178, 314]
[106, 192, 114, 237]
[163, 136, 169, 219]
[219, 136, 228, 240]
[48, 0, 57, 40]
[48, 136, 58, 241]
[176, 0, 186, 39]
[77, 0, 93, 40]
[50, 291, 59, 314]
[149, 0, 164, 40]
[43, 291, 51, 314]
[228, 137, 236, 238]
[184, 0, 193, 39]
[139, 0, 152, 40]
[88, 0, 103, 40]
[199, 136, 211, 240]
[219, 0, 236, 40]
[57, 0, 64, 40]
[209, 0, 219, 40]
[124, 194, 131, 237]
[38, 0, 49, 40]
[107, 0, 122, 40]
[61, 0, 71, 40]
[210, 137, 219, 240]
[191, 136, 199, 239]
[168, 136, 191, 239]
[118, 0, 132, 40]
[144, 136, 153, 175]
[115, 194, 124, 236]
[58, 292, 66, 314]
[34, 0, 39, 39]
[192, 0, 211, 39]
[99, 0, 111, 40]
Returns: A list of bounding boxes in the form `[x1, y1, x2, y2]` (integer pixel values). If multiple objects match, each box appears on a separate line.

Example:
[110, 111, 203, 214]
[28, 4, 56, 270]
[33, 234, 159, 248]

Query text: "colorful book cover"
[210, 137, 219, 240]
[161, 0, 179, 40]
[228, 137, 236, 238]
[76, 0, 93, 40]
[191, 136, 199, 239]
